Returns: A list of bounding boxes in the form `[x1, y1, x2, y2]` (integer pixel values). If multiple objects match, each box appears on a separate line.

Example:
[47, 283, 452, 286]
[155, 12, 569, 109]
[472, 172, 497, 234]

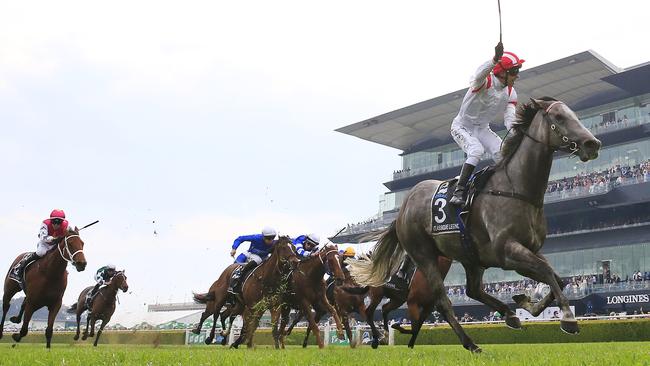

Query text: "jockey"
[292, 233, 320, 258]
[13, 209, 69, 278]
[449, 41, 524, 205]
[86, 264, 118, 308]
[228, 227, 277, 291]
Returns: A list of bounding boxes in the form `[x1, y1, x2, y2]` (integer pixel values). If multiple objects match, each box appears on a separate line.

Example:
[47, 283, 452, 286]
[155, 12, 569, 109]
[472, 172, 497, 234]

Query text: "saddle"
[85, 285, 106, 309]
[8, 253, 37, 291]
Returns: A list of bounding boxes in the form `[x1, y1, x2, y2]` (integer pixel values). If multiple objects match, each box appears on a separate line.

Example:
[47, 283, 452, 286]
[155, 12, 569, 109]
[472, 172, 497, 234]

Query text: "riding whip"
[79, 220, 99, 231]
[498, 0, 502, 42]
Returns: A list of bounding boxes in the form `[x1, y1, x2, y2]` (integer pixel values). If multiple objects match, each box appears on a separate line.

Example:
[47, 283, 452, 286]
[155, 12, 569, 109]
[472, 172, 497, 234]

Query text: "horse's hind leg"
[82, 314, 92, 340]
[192, 306, 212, 335]
[9, 300, 25, 324]
[408, 304, 431, 348]
[364, 291, 383, 349]
[505, 242, 578, 334]
[463, 265, 521, 329]
[73, 309, 82, 340]
[12, 301, 35, 343]
[1, 282, 20, 339]
[205, 313, 218, 344]
[381, 298, 403, 335]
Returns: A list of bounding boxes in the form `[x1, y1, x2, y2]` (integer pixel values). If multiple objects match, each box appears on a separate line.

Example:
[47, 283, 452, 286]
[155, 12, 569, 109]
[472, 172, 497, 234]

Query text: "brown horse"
[192, 263, 240, 344]
[391, 257, 453, 348]
[226, 236, 300, 349]
[286, 255, 367, 348]
[343, 256, 451, 349]
[275, 243, 346, 349]
[351, 98, 601, 352]
[1, 228, 87, 347]
[68, 271, 129, 346]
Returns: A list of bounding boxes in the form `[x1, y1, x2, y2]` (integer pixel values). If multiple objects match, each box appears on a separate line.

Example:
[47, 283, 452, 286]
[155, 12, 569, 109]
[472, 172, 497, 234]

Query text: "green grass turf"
[0, 342, 648, 366]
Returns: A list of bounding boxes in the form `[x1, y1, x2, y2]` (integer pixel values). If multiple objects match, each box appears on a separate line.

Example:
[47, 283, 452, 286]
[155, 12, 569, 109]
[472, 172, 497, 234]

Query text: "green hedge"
[0, 330, 185, 345]
[393, 319, 650, 345]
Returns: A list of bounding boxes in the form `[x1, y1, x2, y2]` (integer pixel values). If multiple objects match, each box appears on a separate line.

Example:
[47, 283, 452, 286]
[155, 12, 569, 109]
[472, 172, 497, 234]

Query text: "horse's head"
[61, 227, 87, 271]
[530, 98, 601, 161]
[274, 236, 300, 269]
[112, 271, 129, 292]
[317, 244, 345, 285]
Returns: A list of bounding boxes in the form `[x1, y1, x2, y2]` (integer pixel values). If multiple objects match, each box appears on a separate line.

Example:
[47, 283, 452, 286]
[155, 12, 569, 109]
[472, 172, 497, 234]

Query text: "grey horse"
[350, 97, 601, 352]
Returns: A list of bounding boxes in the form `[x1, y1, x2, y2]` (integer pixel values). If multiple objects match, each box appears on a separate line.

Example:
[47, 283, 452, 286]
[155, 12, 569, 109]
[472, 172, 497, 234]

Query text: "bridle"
[58, 234, 84, 264]
[519, 101, 580, 155]
[318, 247, 342, 278]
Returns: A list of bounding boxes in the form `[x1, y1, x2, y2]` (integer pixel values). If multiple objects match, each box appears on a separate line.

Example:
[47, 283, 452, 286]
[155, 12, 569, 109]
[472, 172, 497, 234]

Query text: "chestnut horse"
[225, 236, 300, 348]
[286, 255, 367, 348]
[192, 263, 240, 344]
[1, 228, 87, 347]
[68, 271, 129, 346]
[275, 243, 346, 349]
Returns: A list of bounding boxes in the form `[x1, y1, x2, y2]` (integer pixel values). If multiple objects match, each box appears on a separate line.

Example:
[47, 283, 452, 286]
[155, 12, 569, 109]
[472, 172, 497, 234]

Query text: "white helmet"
[106, 264, 116, 270]
[306, 233, 320, 245]
[262, 226, 277, 238]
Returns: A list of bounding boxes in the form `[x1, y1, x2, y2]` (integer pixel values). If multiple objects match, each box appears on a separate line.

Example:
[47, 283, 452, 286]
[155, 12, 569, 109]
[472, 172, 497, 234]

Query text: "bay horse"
[285, 255, 367, 348]
[192, 263, 239, 344]
[227, 236, 300, 349]
[350, 98, 601, 352]
[343, 256, 451, 349]
[1, 227, 87, 347]
[68, 270, 129, 346]
[275, 243, 346, 349]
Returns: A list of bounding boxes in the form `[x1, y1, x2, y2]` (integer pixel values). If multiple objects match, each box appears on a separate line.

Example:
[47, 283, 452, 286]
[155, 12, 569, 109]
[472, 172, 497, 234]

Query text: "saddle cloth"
[8, 253, 36, 291]
[430, 180, 461, 235]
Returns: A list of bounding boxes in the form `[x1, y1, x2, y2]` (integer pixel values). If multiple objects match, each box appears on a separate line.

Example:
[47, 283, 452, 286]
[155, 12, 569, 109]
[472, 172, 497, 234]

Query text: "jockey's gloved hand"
[45, 236, 55, 243]
[494, 41, 504, 63]
[229, 249, 236, 257]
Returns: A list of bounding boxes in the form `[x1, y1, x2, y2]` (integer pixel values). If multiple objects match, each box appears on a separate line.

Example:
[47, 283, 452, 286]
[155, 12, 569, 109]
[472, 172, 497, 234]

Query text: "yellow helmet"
[343, 247, 356, 257]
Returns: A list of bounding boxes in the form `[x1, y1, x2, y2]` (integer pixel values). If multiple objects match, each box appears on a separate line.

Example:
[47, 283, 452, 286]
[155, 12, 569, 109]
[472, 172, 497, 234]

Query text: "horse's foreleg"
[1, 289, 16, 339]
[93, 318, 110, 347]
[505, 242, 577, 334]
[463, 265, 521, 329]
[9, 300, 25, 324]
[381, 298, 403, 334]
[302, 302, 322, 349]
[364, 293, 383, 349]
[286, 310, 302, 336]
[342, 314, 355, 349]
[407, 304, 431, 349]
[413, 255, 480, 353]
[73, 309, 82, 341]
[319, 293, 344, 340]
[12, 301, 35, 344]
[44, 302, 61, 348]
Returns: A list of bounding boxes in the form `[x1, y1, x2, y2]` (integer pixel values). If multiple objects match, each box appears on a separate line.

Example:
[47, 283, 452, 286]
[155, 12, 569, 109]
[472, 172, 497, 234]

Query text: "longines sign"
[606, 294, 650, 305]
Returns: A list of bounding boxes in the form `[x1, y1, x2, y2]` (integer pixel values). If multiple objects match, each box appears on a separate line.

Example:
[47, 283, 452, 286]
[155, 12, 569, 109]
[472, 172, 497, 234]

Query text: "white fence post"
[388, 324, 395, 346]
[323, 324, 330, 346]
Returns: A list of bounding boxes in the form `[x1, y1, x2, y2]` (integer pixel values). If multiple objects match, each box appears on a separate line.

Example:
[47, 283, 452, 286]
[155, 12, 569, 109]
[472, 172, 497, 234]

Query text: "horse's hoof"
[11, 333, 21, 343]
[82, 335, 88, 340]
[371, 339, 379, 349]
[191, 328, 200, 335]
[471, 345, 482, 354]
[220, 337, 228, 346]
[302, 342, 308, 348]
[204, 337, 213, 345]
[505, 316, 522, 330]
[230, 343, 239, 349]
[390, 323, 401, 329]
[9, 316, 20, 324]
[560, 320, 579, 335]
[73, 335, 79, 341]
[512, 294, 531, 307]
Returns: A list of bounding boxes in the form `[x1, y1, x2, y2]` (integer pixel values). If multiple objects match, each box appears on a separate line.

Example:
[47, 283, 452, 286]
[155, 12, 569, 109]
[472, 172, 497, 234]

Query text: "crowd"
[546, 159, 650, 196]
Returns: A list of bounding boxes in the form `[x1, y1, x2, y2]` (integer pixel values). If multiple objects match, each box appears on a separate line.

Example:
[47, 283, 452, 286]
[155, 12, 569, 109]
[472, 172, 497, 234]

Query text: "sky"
[1, 0, 648, 326]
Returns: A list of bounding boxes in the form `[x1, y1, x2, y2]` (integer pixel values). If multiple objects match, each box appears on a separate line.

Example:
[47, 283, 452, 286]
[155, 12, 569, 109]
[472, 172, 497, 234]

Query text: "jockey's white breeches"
[451, 122, 503, 166]
[245, 252, 264, 265]
[35, 241, 55, 257]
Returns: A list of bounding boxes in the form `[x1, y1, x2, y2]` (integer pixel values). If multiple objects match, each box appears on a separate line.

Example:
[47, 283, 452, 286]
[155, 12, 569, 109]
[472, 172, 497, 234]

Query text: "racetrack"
[1, 342, 648, 366]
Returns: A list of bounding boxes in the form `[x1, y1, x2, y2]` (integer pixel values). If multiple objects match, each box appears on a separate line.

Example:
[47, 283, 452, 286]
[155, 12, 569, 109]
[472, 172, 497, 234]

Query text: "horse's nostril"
[584, 139, 601, 151]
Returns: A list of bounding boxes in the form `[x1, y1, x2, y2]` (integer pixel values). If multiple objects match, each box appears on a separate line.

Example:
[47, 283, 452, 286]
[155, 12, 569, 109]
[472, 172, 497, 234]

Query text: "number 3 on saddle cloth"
[431, 167, 495, 260]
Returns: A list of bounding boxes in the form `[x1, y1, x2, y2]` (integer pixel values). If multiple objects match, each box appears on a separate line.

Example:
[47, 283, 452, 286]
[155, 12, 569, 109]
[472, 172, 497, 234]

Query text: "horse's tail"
[348, 220, 403, 287]
[193, 292, 215, 304]
[67, 303, 77, 313]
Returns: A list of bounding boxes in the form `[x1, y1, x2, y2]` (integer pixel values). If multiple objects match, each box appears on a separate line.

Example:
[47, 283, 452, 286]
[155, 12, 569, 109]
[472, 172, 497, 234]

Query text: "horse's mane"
[496, 96, 558, 169]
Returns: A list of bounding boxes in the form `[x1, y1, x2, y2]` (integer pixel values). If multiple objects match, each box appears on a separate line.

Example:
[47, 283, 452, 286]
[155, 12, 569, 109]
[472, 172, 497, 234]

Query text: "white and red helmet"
[50, 209, 66, 219]
[493, 52, 525, 76]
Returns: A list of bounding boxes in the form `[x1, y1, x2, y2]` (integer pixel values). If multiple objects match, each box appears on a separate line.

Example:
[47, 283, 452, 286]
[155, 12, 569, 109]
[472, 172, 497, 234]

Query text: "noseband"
[58, 234, 84, 263]
[521, 101, 580, 154]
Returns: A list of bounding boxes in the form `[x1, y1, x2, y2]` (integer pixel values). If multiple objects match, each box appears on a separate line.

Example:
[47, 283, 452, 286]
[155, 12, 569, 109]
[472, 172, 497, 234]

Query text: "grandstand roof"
[336, 50, 640, 153]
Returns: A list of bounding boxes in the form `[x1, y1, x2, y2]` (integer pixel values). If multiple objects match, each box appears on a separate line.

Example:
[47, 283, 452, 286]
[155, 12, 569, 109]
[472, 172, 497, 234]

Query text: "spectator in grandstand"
[448, 41, 524, 205]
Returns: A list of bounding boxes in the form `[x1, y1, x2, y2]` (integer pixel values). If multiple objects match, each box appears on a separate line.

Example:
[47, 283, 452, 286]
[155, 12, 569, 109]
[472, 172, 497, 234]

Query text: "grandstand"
[333, 50, 650, 318]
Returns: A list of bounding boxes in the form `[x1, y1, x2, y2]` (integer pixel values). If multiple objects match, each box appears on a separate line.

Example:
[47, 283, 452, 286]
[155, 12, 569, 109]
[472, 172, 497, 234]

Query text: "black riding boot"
[392, 256, 413, 291]
[86, 283, 101, 309]
[13, 252, 39, 279]
[450, 163, 476, 206]
[230, 261, 257, 292]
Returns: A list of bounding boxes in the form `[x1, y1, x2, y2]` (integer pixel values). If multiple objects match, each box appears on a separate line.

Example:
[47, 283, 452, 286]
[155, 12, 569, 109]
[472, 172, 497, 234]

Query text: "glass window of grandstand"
[579, 94, 650, 134]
